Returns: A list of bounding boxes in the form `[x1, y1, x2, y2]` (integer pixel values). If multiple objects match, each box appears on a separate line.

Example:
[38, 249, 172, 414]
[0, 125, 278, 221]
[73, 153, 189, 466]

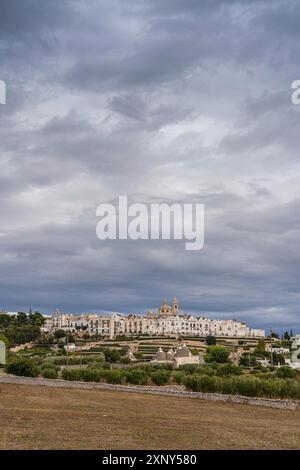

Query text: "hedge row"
[61, 367, 172, 386]
[183, 374, 300, 399]
[15, 354, 105, 367]
[6, 356, 299, 399]
[61, 368, 150, 385]
[52, 355, 104, 366]
[178, 363, 243, 376]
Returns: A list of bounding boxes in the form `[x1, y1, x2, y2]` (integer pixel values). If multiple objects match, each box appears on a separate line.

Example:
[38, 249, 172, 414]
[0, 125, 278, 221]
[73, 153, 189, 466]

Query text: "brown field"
[0, 383, 300, 450]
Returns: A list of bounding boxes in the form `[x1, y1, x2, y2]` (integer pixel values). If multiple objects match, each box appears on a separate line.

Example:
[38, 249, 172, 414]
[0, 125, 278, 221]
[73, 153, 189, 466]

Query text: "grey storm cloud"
[0, 0, 75, 36]
[0, 0, 300, 332]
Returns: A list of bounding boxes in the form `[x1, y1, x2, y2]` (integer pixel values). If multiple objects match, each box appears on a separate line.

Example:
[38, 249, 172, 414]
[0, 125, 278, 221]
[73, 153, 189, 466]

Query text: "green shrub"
[190, 348, 199, 356]
[104, 370, 126, 384]
[173, 371, 186, 385]
[217, 363, 243, 376]
[256, 339, 266, 353]
[183, 372, 300, 399]
[178, 364, 199, 374]
[205, 346, 230, 364]
[277, 379, 300, 400]
[62, 368, 83, 381]
[136, 364, 152, 373]
[103, 362, 111, 369]
[150, 363, 173, 371]
[239, 353, 258, 367]
[184, 374, 218, 393]
[179, 364, 218, 376]
[206, 335, 216, 345]
[151, 370, 171, 386]
[276, 366, 297, 379]
[5, 357, 38, 377]
[30, 356, 44, 366]
[40, 361, 59, 372]
[87, 361, 104, 370]
[53, 355, 104, 366]
[260, 367, 270, 373]
[103, 348, 121, 363]
[259, 379, 279, 398]
[61, 367, 104, 382]
[219, 377, 237, 395]
[80, 368, 102, 382]
[41, 368, 58, 379]
[234, 376, 262, 397]
[271, 353, 285, 365]
[125, 369, 148, 385]
[200, 365, 218, 376]
[119, 356, 131, 364]
[135, 352, 144, 360]
[259, 372, 275, 379]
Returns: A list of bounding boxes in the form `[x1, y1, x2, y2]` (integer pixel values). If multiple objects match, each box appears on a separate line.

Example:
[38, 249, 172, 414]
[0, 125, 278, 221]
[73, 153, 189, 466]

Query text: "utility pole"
[66, 334, 69, 369]
[232, 343, 235, 365]
[270, 328, 273, 366]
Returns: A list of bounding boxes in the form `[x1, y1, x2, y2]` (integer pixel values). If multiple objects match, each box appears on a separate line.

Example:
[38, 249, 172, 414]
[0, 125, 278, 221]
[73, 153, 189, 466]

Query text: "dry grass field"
[0, 383, 300, 450]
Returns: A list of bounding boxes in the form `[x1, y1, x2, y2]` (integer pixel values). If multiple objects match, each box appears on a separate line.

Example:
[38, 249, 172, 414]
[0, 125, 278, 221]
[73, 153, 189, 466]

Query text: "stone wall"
[0, 375, 298, 410]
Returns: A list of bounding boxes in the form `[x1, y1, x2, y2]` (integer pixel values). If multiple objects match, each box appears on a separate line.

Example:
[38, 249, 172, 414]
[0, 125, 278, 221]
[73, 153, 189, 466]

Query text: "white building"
[266, 346, 290, 354]
[292, 335, 300, 349]
[46, 309, 115, 338]
[151, 344, 204, 368]
[44, 298, 265, 339]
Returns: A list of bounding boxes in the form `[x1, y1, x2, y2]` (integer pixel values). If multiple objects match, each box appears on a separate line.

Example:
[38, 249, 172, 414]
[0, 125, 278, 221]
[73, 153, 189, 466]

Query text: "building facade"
[44, 298, 265, 339]
[151, 344, 204, 368]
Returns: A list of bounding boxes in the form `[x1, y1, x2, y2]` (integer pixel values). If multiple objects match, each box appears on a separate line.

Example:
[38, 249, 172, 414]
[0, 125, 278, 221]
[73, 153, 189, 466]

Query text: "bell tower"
[172, 297, 179, 315]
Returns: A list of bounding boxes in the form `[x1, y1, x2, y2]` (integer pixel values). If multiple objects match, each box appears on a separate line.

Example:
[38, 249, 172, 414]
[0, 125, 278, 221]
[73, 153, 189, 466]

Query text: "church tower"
[172, 297, 179, 315]
[52, 308, 62, 328]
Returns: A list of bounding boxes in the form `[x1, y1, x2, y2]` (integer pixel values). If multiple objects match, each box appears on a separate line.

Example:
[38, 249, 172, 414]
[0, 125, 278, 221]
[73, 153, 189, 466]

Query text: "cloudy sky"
[1, 0, 300, 332]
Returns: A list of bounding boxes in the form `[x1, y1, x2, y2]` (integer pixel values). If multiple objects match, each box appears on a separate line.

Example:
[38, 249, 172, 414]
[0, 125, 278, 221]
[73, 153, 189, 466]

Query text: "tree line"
[0, 311, 44, 347]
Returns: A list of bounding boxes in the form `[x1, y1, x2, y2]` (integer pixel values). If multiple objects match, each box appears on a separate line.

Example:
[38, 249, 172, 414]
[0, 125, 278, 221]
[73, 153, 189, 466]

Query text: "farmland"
[0, 383, 300, 450]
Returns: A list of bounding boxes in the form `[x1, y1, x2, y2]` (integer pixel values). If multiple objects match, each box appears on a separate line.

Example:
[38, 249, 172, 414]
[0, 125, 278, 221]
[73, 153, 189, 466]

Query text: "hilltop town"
[42, 298, 265, 339]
